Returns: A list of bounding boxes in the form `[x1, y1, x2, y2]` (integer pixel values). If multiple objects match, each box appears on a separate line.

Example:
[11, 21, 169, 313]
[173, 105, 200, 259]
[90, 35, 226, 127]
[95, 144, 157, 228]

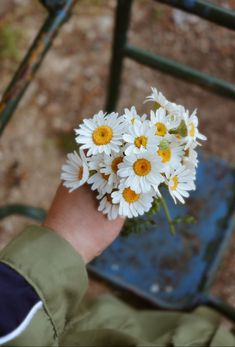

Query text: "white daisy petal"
[183, 109, 207, 149]
[166, 165, 195, 204]
[100, 150, 124, 188]
[145, 87, 169, 110]
[157, 137, 184, 175]
[122, 106, 141, 125]
[97, 193, 120, 220]
[61, 150, 89, 192]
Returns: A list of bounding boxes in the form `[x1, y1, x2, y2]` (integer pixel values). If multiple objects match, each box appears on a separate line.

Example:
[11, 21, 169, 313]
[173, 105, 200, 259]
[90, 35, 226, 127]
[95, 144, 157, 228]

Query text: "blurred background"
[0, 0, 235, 307]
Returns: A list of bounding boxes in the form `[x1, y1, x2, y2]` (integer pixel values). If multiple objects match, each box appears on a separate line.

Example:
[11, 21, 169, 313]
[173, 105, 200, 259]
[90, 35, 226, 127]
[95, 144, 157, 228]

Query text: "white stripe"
[0, 301, 43, 345]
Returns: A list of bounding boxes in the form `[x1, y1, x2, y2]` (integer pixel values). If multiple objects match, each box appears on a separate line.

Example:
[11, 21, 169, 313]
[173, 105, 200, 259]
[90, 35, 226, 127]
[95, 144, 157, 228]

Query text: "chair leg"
[105, 0, 133, 113]
[0, 204, 46, 222]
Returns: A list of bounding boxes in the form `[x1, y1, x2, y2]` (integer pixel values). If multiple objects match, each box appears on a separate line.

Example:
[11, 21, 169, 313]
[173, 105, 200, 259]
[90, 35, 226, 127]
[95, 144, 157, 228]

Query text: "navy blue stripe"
[0, 262, 40, 336]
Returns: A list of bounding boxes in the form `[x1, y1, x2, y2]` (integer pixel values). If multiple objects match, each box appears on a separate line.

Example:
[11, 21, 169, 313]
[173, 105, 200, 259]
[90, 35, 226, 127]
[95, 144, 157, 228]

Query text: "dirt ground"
[0, 0, 235, 310]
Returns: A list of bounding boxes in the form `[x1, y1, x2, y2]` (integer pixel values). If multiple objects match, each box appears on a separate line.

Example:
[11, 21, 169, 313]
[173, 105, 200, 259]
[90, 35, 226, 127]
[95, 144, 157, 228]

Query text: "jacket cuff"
[0, 225, 88, 338]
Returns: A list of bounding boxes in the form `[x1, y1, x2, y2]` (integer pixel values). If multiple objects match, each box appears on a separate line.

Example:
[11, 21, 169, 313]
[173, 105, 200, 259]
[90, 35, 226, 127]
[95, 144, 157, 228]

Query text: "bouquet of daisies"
[61, 87, 206, 233]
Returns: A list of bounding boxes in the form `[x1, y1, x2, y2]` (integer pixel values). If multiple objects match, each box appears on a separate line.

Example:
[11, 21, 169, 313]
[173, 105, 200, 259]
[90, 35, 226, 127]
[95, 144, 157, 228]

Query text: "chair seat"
[89, 151, 235, 310]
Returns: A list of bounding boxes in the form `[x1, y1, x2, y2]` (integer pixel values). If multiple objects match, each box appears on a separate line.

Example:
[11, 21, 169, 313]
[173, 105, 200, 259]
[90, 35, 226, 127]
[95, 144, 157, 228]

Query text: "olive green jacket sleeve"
[0, 225, 88, 347]
[1, 225, 235, 347]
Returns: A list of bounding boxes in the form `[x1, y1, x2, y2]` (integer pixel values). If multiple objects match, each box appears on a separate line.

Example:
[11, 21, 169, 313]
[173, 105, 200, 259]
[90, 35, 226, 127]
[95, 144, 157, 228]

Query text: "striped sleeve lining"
[0, 301, 43, 345]
[0, 262, 42, 343]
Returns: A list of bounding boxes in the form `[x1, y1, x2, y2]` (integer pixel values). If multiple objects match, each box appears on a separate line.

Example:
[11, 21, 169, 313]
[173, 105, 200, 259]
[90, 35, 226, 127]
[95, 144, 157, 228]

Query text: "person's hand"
[43, 184, 125, 264]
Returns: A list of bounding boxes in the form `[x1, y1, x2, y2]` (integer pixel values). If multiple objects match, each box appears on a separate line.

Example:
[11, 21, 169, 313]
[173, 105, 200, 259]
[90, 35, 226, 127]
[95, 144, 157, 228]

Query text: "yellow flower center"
[102, 173, 109, 181]
[134, 136, 148, 149]
[78, 167, 83, 180]
[122, 187, 140, 203]
[111, 156, 123, 173]
[133, 158, 151, 176]
[155, 122, 167, 136]
[170, 176, 178, 191]
[189, 123, 195, 137]
[92, 125, 113, 145]
[158, 148, 171, 163]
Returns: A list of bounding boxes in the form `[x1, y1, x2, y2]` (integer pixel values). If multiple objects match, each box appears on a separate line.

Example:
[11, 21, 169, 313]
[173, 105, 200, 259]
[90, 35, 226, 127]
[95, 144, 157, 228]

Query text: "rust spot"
[0, 102, 6, 113]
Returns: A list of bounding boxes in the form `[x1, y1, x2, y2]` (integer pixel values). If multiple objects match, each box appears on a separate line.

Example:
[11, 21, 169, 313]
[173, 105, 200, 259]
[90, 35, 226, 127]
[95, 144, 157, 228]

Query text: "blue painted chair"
[89, 153, 235, 320]
[88, 0, 235, 321]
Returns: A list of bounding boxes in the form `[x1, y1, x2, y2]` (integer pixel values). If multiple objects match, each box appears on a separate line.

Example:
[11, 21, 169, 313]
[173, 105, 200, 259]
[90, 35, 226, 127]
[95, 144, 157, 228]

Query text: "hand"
[43, 184, 125, 264]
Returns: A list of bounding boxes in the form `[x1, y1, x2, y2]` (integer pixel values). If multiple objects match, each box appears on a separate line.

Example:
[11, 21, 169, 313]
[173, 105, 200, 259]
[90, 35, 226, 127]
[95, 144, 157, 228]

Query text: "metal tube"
[105, 0, 133, 112]
[0, 0, 76, 136]
[124, 44, 235, 100]
[0, 204, 46, 221]
[156, 0, 235, 31]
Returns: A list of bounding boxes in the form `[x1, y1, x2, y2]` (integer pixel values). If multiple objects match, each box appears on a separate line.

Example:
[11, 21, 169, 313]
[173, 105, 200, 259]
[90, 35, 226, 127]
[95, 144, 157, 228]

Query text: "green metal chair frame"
[0, 0, 76, 220]
[0, 0, 235, 220]
[105, 0, 235, 113]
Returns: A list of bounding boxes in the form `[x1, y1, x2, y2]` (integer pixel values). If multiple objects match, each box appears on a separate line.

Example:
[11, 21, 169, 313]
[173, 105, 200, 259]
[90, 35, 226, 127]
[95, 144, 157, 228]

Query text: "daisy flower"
[166, 103, 185, 128]
[87, 153, 104, 171]
[150, 108, 174, 138]
[118, 152, 164, 194]
[97, 193, 120, 220]
[87, 171, 113, 194]
[145, 87, 169, 110]
[61, 150, 89, 192]
[112, 184, 155, 218]
[100, 151, 124, 188]
[75, 111, 124, 156]
[123, 106, 146, 125]
[60, 87, 206, 220]
[166, 165, 196, 204]
[183, 109, 207, 149]
[183, 142, 198, 172]
[123, 119, 160, 156]
[157, 138, 184, 175]
[87, 154, 113, 194]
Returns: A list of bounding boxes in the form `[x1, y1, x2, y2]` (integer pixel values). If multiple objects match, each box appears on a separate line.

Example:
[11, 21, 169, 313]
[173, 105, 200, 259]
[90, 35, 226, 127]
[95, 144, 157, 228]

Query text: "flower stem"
[160, 195, 176, 235]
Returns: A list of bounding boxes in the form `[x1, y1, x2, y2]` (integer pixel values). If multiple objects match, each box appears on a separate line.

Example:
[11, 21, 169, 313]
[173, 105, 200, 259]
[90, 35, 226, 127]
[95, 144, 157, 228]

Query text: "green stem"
[160, 195, 176, 235]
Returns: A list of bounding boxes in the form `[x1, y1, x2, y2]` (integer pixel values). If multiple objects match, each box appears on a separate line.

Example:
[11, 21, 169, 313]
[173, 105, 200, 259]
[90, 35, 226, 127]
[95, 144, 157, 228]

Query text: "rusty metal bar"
[0, 0, 76, 136]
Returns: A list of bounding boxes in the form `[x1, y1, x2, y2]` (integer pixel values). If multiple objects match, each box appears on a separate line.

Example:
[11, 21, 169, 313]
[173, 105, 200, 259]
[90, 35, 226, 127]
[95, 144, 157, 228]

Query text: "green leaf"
[159, 139, 169, 150]
[176, 120, 188, 137]
[153, 101, 161, 111]
[172, 215, 197, 225]
[147, 197, 161, 217]
[89, 170, 96, 177]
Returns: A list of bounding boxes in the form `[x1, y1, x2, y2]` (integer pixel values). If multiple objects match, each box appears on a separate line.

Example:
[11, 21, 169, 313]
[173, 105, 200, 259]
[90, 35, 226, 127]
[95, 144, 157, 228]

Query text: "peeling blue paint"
[182, 0, 210, 16]
[183, 0, 195, 9]
[203, 5, 210, 17]
[157, 0, 235, 31]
